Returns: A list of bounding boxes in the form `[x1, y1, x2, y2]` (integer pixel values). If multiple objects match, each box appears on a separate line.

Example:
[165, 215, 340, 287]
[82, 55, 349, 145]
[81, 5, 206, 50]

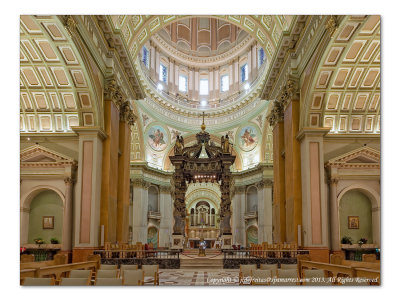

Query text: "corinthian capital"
[104, 77, 125, 108]
[267, 99, 284, 127]
[64, 16, 77, 36]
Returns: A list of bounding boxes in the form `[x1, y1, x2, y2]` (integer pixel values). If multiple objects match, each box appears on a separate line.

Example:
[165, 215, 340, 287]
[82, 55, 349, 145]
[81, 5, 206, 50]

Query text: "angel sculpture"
[223, 134, 231, 153]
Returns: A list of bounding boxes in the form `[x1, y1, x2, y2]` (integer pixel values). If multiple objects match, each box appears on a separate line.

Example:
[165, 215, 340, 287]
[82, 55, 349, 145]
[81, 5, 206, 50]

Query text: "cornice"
[296, 127, 331, 141]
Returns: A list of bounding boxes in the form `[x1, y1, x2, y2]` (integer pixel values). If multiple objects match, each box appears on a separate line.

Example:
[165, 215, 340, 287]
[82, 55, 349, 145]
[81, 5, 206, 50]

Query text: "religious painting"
[238, 125, 258, 151]
[348, 216, 359, 229]
[43, 216, 54, 229]
[147, 125, 168, 151]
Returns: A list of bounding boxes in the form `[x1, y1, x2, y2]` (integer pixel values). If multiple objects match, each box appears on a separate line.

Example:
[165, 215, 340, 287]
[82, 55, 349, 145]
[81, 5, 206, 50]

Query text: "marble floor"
[157, 269, 240, 286]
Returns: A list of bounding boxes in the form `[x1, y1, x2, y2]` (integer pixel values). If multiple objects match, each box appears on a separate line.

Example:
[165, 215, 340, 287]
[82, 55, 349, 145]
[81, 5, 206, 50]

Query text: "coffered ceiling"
[20, 15, 97, 133]
[308, 15, 380, 135]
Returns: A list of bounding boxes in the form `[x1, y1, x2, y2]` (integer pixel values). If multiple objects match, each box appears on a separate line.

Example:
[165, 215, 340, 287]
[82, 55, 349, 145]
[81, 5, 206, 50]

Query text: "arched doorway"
[27, 190, 64, 244]
[339, 190, 373, 244]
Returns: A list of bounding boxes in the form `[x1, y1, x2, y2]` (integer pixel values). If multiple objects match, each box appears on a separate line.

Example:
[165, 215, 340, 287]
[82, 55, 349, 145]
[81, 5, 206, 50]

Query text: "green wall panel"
[28, 190, 63, 244]
[339, 190, 372, 244]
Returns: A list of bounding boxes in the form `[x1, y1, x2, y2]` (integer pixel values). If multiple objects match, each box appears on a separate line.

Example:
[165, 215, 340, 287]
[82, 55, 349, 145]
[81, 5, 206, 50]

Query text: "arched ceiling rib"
[20, 15, 97, 133]
[307, 15, 380, 134]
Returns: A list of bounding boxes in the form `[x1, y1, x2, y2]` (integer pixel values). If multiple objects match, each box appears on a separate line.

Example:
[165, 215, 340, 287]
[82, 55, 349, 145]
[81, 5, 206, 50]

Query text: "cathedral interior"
[12, 8, 388, 291]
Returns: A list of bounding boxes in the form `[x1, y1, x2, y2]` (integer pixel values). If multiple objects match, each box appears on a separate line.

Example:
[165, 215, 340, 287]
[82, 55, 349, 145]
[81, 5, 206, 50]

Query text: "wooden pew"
[299, 260, 381, 285]
[36, 261, 98, 284]
[20, 253, 67, 270]
[330, 254, 380, 270]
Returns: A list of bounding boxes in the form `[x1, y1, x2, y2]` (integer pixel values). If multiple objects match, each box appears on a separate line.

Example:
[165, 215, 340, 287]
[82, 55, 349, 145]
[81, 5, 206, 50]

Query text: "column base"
[221, 233, 233, 249]
[171, 234, 184, 250]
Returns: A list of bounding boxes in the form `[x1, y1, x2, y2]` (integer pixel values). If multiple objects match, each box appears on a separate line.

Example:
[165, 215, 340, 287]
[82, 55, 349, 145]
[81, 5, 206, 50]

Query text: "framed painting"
[43, 216, 54, 229]
[348, 216, 359, 229]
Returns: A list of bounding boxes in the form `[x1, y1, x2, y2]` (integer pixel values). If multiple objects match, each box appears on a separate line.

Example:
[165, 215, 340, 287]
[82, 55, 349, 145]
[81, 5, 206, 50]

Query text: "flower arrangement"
[34, 238, 44, 245]
[341, 236, 353, 245]
[358, 238, 368, 246]
[50, 238, 59, 244]
[20, 247, 26, 253]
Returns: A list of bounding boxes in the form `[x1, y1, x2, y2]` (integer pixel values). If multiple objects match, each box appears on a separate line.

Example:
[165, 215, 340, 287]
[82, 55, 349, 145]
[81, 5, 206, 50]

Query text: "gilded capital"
[64, 15, 77, 36]
[104, 77, 125, 108]
[267, 99, 284, 127]
[326, 16, 338, 38]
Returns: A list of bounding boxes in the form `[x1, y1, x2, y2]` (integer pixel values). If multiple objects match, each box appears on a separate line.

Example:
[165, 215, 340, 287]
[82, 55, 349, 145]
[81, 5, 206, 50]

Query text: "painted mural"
[238, 125, 258, 151]
[147, 125, 168, 151]
[246, 226, 258, 247]
[147, 227, 158, 248]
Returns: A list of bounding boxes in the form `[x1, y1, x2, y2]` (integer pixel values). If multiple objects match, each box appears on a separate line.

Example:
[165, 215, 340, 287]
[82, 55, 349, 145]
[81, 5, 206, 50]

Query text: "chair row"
[240, 262, 374, 286]
[22, 264, 159, 286]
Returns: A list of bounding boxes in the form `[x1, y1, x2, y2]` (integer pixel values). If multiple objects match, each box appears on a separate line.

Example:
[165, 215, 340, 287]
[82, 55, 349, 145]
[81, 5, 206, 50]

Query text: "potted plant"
[34, 238, 44, 245]
[358, 238, 368, 246]
[50, 238, 59, 244]
[341, 236, 353, 245]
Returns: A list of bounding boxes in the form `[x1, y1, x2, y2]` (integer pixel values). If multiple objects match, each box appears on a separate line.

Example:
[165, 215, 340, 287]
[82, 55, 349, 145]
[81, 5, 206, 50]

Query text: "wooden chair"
[122, 270, 144, 286]
[142, 265, 159, 285]
[274, 269, 299, 286]
[22, 277, 55, 286]
[69, 269, 92, 279]
[120, 264, 139, 276]
[280, 263, 298, 269]
[239, 264, 257, 285]
[362, 254, 377, 263]
[251, 269, 272, 285]
[60, 277, 90, 286]
[302, 269, 331, 286]
[20, 254, 35, 263]
[95, 278, 123, 286]
[100, 264, 118, 270]
[96, 269, 119, 278]
[259, 264, 278, 277]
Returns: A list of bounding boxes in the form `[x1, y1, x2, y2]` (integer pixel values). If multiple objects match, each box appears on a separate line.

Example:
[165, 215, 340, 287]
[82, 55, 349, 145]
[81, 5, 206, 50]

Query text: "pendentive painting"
[148, 125, 168, 151]
[238, 125, 258, 151]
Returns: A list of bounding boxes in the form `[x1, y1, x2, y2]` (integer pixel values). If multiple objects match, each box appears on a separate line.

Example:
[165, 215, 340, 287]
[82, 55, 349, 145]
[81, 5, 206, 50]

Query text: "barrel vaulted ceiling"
[20, 15, 98, 133]
[306, 15, 380, 135]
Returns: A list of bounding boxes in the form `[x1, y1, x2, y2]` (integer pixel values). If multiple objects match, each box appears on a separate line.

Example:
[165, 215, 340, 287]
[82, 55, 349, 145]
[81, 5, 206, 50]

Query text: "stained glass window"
[179, 75, 188, 93]
[258, 48, 265, 68]
[221, 75, 229, 92]
[142, 47, 149, 68]
[159, 63, 168, 83]
[200, 79, 209, 95]
[241, 64, 248, 83]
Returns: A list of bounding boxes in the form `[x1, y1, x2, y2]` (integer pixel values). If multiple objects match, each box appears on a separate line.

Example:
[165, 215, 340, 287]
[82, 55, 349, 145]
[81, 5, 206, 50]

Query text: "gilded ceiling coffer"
[169, 114, 235, 238]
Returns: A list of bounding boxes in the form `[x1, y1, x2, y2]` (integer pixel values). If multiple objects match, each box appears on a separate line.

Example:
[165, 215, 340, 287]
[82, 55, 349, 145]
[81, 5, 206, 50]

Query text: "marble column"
[100, 79, 122, 244]
[72, 126, 105, 261]
[298, 128, 330, 249]
[271, 119, 285, 243]
[116, 104, 135, 244]
[329, 178, 340, 251]
[131, 180, 149, 244]
[62, 177, 74, 252]
[257, 180, 273, 244]
[159, 186, 173, 247]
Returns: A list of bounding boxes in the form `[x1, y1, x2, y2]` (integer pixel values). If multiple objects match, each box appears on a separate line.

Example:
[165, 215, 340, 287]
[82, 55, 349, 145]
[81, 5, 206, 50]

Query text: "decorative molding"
[325, 146, 380, 170]
[325, 16, 338, 38]
[20, 144, 77, 169]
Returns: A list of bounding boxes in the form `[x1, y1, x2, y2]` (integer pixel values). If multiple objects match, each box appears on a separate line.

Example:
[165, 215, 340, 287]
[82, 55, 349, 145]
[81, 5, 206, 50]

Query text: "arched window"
[220, 74, 229, 92]
[240, 63, 248, 83]
[246, 186, 258, 212]
[142, 46, 149, 69]
[179, 74, 188, 93]
[159, 63, 168, 83]
[258, 47, 265, 68]
[200, 78, 209, 95]
[148, 186, 159, 212]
